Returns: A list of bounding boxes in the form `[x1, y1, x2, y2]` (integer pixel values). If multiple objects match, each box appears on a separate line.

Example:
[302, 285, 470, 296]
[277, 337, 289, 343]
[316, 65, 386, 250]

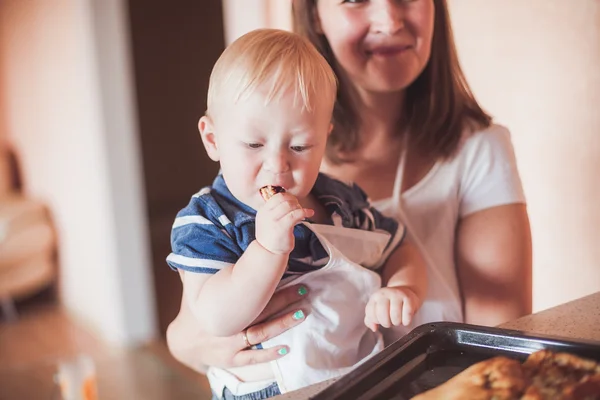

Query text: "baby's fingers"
[376, 298, 392, 328]
[363, 314, 378, 333]
[402, 298, 415, 326]
[303, 208, 315, 218]
[364, 300, 378, 332]
[271, 198, 301, 219]
[281, 207, 313, 226]
[262, 192, 288, 211]
[389, 298, 403, 326]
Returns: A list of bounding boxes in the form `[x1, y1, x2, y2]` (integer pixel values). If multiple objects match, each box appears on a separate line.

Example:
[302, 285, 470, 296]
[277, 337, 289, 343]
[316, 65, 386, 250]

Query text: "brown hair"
[292, 0, 492, 163]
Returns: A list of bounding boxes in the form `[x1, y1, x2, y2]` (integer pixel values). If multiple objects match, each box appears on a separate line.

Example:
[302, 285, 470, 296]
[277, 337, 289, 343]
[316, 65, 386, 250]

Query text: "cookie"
[259, 185, 286, 201]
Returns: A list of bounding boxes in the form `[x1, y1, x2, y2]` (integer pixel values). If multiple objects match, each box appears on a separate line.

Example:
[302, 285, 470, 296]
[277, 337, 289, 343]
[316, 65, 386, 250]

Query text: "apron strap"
[391, 135, 409, 209]
[390, 139, 464, 312]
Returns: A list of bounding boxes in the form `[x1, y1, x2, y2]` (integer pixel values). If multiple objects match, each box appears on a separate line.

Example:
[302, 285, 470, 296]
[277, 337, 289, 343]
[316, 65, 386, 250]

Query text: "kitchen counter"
[499, 291, 600, 342]
[275, 291, 600, 399]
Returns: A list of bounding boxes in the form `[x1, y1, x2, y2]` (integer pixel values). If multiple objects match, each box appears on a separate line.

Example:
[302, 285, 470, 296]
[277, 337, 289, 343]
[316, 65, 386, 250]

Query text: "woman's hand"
[166, 284, 308, 372]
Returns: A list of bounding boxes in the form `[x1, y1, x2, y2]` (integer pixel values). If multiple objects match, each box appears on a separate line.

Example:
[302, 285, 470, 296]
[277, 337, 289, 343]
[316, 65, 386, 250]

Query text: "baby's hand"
[255, 192, 314, 255]
[364, 287, 420, 332]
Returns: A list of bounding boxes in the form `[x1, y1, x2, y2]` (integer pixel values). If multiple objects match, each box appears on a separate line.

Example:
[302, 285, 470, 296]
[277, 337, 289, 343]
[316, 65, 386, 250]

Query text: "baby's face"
[211, 88, 333, 210]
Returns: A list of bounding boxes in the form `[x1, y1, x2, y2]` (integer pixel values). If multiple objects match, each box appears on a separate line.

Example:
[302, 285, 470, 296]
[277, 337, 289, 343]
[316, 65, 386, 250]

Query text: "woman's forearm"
[166, 284, 310, 372]
[166, 297, 209, 373]
[190, 240, 289, 337]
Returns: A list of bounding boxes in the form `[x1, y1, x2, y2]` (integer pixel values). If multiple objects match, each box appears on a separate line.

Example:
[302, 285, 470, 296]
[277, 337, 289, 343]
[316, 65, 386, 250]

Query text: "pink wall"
[448, 0, 600, 311]
[222, 0, 291, 45]
[0, 0, 117, 336]
[0, 0, 156, 344]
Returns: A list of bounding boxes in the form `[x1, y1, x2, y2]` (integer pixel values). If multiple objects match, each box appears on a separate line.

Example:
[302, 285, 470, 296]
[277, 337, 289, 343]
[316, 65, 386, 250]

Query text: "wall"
[222, 0, 291, 45]
[448, 0, 600, 311]
[0, 0, 156, 344]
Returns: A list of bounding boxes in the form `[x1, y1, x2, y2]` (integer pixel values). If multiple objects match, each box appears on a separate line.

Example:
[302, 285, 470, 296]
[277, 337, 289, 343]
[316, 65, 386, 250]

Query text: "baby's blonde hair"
[206, 28, 337, 117]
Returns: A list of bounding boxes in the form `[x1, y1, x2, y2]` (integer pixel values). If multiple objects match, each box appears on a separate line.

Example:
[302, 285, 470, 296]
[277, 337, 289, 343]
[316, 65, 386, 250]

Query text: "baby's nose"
[265, 152, 290, 173]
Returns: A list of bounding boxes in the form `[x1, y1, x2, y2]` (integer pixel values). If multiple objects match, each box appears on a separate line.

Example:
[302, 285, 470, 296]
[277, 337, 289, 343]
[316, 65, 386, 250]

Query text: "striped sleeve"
[166, 192, 242, 274]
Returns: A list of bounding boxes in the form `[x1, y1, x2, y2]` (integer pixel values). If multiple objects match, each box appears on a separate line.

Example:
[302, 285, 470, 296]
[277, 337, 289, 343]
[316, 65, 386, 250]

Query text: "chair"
[0, 143, 57, 321]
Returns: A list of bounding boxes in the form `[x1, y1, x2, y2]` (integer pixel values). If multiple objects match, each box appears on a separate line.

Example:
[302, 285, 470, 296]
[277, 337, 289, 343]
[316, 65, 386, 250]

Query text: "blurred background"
[0, 0, 599, 398]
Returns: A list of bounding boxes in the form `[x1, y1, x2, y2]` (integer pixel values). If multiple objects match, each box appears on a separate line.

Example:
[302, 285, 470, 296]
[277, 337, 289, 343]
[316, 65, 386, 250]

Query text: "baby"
[167, 29, 427, 399]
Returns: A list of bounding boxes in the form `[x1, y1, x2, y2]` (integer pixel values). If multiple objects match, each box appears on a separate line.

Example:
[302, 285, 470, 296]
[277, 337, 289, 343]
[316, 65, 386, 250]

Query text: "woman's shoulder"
[453, 123, 525, 214]
[459, 123, 514, 154]
[453, 123, 517, 166]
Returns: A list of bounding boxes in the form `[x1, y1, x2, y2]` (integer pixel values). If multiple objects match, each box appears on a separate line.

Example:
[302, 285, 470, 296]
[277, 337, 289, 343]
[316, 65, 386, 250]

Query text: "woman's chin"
[362, 62, 423, 93]
[362, 78, 415, 95]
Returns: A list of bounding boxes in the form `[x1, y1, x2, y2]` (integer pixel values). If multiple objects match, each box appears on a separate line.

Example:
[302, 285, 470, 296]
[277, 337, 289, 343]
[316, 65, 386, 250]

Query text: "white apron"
[208, 221, 392, 396]
[262, 222, 392, 393]
[376, 147, 464, 346]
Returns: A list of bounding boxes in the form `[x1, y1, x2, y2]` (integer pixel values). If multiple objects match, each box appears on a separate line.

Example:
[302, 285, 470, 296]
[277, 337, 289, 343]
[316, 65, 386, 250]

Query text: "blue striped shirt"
[167, 173, 403, 278]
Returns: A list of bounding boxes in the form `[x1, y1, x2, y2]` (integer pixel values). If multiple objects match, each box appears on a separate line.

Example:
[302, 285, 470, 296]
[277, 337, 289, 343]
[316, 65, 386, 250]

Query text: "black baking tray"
[310, 322, 600, 400]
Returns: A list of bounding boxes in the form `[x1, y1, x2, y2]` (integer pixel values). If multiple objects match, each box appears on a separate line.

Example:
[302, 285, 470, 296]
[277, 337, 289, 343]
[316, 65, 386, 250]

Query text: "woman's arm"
[166, 283, 309, 373]
[456, 203, 532, 326]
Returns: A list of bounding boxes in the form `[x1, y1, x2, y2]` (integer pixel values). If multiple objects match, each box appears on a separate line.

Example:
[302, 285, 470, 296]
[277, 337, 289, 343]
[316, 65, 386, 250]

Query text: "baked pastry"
[259, 185, 285, 201]
[411, 350, 600, 400]
[411, 356, 527, 400]
[521, 350, 600, 399]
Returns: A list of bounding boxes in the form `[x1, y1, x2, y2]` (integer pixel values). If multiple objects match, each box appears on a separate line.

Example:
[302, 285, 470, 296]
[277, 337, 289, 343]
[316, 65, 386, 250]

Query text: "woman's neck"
[354, 87, 405, 138]
[348, 86, 406, 159]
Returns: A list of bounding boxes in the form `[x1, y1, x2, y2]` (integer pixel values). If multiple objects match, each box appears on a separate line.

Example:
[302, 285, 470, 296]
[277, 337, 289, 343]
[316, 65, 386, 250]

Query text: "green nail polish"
[278, 347, 288, 356]
[293, 310, 305, 320]
[298, 286, 307, 296]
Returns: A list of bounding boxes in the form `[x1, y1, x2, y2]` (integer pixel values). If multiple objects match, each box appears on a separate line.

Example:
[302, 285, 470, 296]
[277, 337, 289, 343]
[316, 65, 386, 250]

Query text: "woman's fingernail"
[278, 347, 289, 356]
[298, 286, 307, 296]
[293, 310, 305, 320]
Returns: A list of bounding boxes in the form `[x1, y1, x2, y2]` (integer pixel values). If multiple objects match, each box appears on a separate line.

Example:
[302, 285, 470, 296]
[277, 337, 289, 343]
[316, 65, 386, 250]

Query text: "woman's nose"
[370, 1, 405, 35]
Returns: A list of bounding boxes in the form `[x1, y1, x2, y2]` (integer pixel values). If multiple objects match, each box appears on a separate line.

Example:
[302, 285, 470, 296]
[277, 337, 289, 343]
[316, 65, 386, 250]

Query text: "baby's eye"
[291, 145, 311, 153]
[246, 143, 263, 149]
[342, 0, 367, 4]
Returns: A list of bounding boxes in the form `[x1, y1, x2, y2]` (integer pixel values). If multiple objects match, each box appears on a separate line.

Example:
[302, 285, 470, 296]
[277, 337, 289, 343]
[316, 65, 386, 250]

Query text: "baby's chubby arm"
[383, 240, 427, 302]
[184, 192, 314, 337]
[364, 239, 427, 331]
[182, 241, 288, 337]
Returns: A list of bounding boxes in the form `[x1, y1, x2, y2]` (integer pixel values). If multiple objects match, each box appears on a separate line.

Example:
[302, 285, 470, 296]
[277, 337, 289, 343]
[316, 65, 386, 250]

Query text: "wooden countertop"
[275, 291, 600, 399]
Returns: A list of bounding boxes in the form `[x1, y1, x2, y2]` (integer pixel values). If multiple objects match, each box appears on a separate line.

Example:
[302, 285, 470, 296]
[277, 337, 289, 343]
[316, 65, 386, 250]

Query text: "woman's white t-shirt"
[371, 124, 527, 345]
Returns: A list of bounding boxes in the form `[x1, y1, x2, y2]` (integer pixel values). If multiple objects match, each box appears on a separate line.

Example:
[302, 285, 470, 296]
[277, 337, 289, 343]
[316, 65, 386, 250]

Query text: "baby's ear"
[199, 115, 220, 162]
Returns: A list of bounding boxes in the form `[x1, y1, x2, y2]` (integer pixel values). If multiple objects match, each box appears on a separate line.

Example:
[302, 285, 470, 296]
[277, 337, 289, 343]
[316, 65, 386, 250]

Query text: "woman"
[166, 0, 532, 372]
